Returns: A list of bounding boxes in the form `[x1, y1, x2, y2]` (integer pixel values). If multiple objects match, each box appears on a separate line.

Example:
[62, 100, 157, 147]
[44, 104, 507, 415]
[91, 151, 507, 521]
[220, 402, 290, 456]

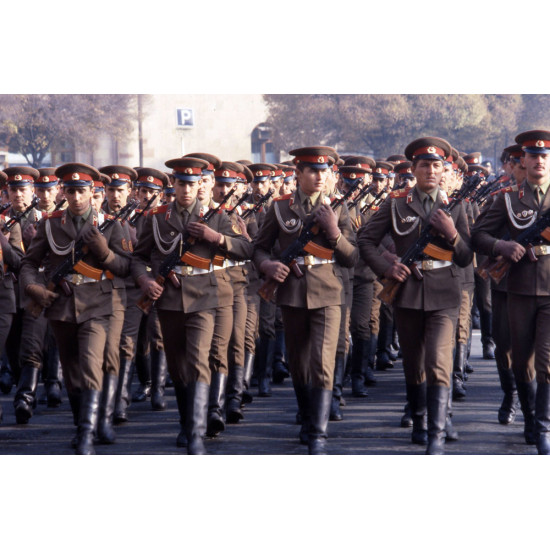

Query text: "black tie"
[181, 210, 189, 226]
[74, 216, 82, 232]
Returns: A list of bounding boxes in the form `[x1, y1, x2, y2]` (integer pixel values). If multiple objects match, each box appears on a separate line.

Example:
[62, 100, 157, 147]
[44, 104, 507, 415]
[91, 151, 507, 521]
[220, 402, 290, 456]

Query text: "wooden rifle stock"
[377, 277, 402, 306]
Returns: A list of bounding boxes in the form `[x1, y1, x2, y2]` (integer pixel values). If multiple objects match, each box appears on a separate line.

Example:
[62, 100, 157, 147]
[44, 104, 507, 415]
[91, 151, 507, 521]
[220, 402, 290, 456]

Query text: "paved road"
[0, 330, 534, 455]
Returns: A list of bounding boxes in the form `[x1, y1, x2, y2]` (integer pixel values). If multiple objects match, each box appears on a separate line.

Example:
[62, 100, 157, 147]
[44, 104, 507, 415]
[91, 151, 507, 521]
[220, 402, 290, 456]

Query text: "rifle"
[345, 180, 370, 211]
[241, 189, 273, 220]
[360, 188, 386, 214]
[27, 201, 136, 318]
[378, 176, 479, 306]
[128, 193, 159, 227]
[228, 191, 253, 214]
[469, 175, 506, 206]
[0, 202, 12, 216]
[486, 209, 550, 284]
[258, 182, 359, 303]
[136, 188, 237, 315]
[1, 197, 40, 234]
[54, 198, 67, 211]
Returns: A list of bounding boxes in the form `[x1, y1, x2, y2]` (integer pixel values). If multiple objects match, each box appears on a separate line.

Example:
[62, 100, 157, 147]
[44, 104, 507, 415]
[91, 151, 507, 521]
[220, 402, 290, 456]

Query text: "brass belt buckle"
[304, 255, 315, 268]
[72, 273, 84, 285]
[182, 265, 193, 276]
[540, 245, 547, 256]
[422, 260, 433, 271]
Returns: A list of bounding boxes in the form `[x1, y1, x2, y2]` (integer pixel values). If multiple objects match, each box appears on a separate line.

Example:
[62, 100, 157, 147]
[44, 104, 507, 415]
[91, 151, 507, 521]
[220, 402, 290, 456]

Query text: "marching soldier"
[131, 156, 250, 454]
[0, 170, 25, 421]
[358, 137, 473, 454]
[20, 162, 131, 454]
[471, 130, 550, 454]
[253, 146, 358, 454]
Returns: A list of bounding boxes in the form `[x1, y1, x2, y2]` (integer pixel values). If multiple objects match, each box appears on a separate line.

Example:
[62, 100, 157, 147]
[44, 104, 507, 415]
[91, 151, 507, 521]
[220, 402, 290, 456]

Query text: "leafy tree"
[0, 94, 140, 167]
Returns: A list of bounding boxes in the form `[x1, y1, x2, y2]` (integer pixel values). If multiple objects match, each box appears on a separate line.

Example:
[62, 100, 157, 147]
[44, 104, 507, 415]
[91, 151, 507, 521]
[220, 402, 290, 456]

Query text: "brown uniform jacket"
[253, 191, 358, 309]
[0, 216, 24, 314]
[131, 200, 252, 313]
[471, 180, 550, 296]
[358, 186, 473, 311]
[20, 208, 130, 323]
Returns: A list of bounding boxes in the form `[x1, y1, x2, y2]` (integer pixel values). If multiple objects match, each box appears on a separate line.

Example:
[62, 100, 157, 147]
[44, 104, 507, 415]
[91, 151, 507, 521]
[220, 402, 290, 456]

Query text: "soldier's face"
[412, 159, 444, 192]
[65, 186, 93, 215]
[138, 187, 160, 209]
[175, 180, 199, 208]
[511, 160, 526, 183]
[106, 184, 129, 212]
[198, 174, 214, 202]
[8, 184, 34, 211]
[252, 179, 270, 198]
[213, 181, 234, 203]
[297, 166, 329, 195]
[521, 152, 550, 184]
[35, 185, 59, 210]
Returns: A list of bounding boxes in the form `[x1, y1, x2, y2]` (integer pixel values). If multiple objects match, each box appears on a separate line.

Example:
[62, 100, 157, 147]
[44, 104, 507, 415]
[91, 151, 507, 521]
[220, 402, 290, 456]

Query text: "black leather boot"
[516, 380, 536, 445]
[13, 366, 40, 424]
[114, 356, 132, 424]
[350, 337, 368, 397]
[131, 353, 151, 402]
[150, 349, 167, 411]
[308, 388, 332, 455]
[426, 385, 449, 455]
[242, 352, 255, 405]
[257, 337, 275, 397]
[294, 383, 310, 445]
[206, 372, 227, 437]
[44, 343, 63, 408]
[0, 360, 14, 395]
[535, 383, 550, 455]
[362, 338, 377, 386]
[174, 384, 187, 448]
[330, 354, 345, 421]
[445, 381, 459, 441]
[481, 311, 495, 359]
[496, 365, 518, 425]
[272, 329, 289, 384]
[464, 330, 474, 374]
[186, 381, 209, 455]
[226, 365, 245, 424]
[400, 402, 413, 427]
[76, 389, 100, 455]
[452, 343, 467, 400]
[407, 383, 427, 445]
[97, 373, 118, 445]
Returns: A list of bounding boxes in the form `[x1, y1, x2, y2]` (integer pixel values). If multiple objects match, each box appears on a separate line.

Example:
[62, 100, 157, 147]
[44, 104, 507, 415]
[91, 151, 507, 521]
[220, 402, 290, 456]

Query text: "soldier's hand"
[384, 262, 411, 283]
[260, 260, 290, 283]
[25, 284, 59, 308]
[187, 222, 223, 245]
[137, 275, 164, 300]
[81, 225, 110, 261]
[494, 240, 525, 262]
[236, 216, 250, 240]
[430, 209, 458, 242]
[314, 205, 340, 241]
[381, 250, 399, 264]
[23, 223, 37, 244]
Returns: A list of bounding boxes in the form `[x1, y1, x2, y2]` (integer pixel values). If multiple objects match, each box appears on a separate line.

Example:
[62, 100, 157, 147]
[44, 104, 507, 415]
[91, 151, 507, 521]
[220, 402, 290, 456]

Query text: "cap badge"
[376, 168, 382, 173]
[537, 140, 545, 147]
[223, 170, 230, 178]
[318, 156, 324, 163]
[185, 168, 194, 175]
[14, 174, 22, 181]
[255, 171, 263, 177]
[72, 173, 80, 180]
[112, 173, 119, 179]
[407, 168, 411, 173]
[350, 173, 356, 179]
[147, 176, 154, 183]
[427, 146, 436, 154]
[473, 157, 479, 163]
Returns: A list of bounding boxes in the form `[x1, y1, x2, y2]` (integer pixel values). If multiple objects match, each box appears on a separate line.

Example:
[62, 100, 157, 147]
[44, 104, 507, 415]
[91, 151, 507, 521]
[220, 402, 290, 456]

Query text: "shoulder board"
[274, 193, 292, 202]
[492, 184, 520, 196]
[390, 189, 409, 199]
[43, 210, 64, 220]
[148, 204, 170, 216]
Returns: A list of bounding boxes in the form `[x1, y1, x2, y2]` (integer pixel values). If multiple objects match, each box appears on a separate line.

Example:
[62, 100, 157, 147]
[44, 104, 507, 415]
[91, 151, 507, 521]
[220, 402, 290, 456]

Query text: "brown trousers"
[158, 308, 216, 386]
[456, 287, 474, 345]
[492, 289, 512, 371]
[50, 315, 111, 392]
[280, 305, 341, 390]
[394, 306, 458, 387]
[507, 293, 550, 384]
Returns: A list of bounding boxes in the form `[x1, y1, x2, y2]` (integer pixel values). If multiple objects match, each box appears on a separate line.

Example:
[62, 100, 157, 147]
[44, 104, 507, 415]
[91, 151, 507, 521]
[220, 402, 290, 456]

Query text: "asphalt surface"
[0, 329, 535, 455]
